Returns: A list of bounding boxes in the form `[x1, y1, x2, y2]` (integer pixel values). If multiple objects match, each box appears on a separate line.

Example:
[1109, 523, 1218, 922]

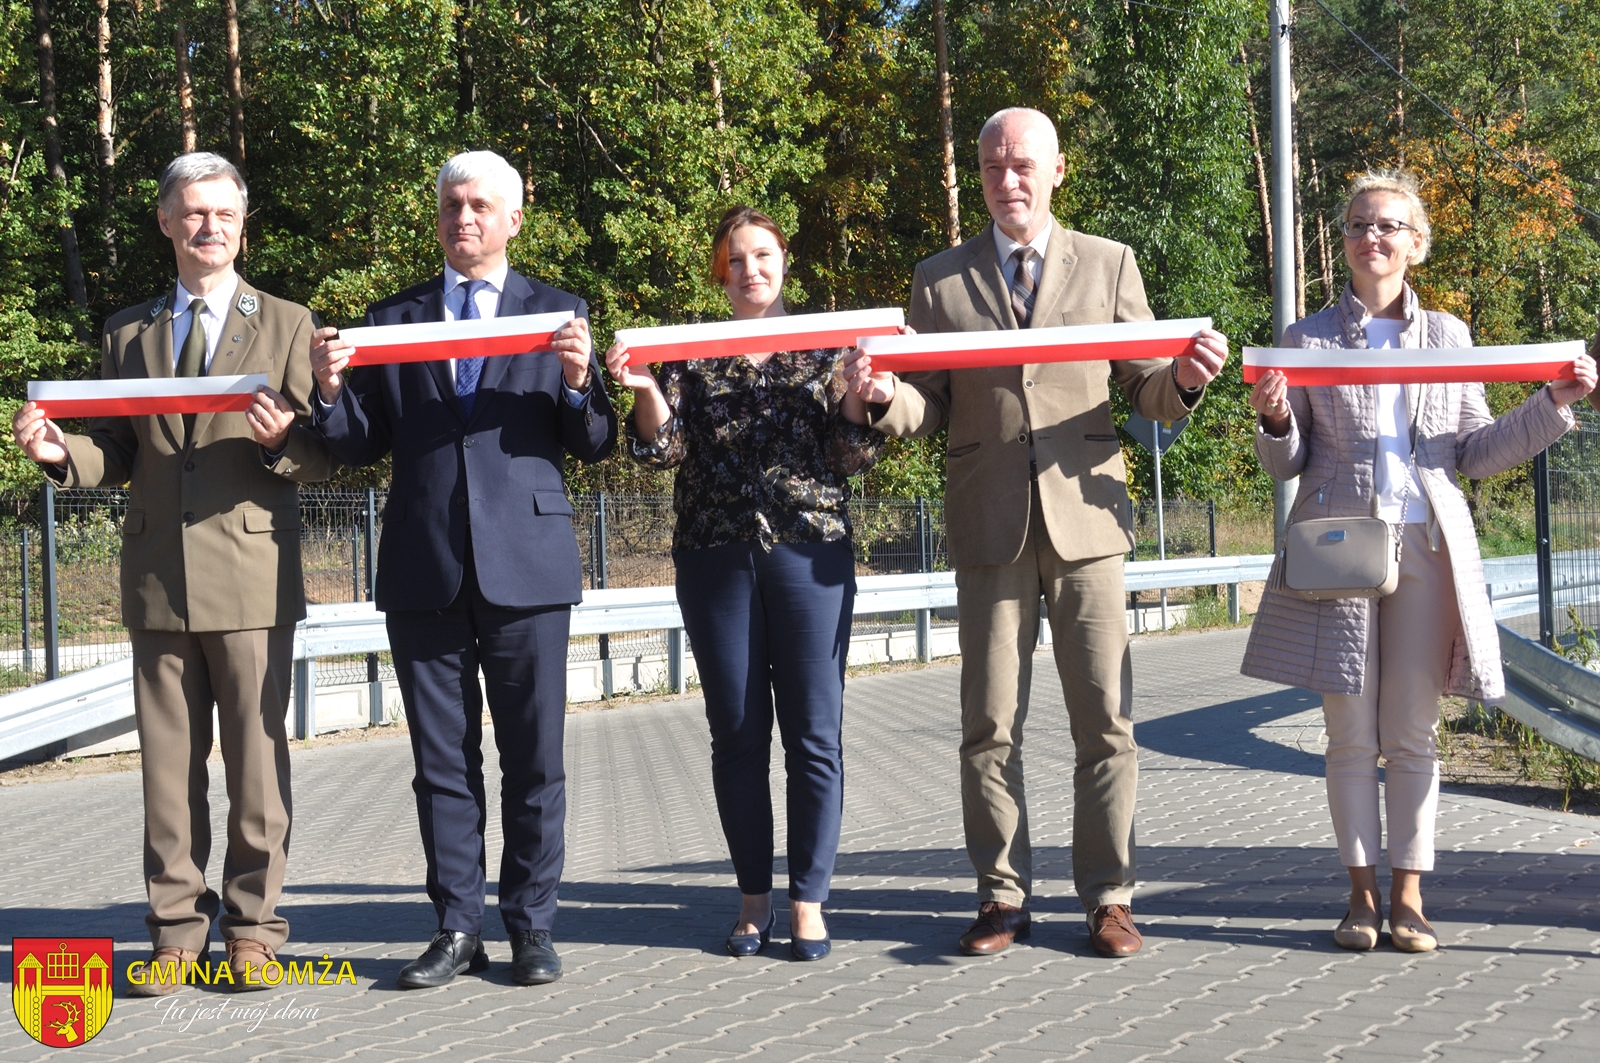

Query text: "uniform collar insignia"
[149, 293, 167, 318]
[236, 291, 259, 317]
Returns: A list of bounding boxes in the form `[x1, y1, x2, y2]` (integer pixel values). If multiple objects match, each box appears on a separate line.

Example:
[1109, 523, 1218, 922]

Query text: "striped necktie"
[1009, 247, 1037, 329]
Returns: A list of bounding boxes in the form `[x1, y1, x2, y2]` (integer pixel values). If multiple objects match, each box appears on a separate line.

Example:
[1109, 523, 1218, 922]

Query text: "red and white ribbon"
[1242, 342, 1584, 385]
[338, 311, 575, 366]
[29, 375, 270, 418]
[615, 308, 905, 365]
[855, 318, 1211, 372]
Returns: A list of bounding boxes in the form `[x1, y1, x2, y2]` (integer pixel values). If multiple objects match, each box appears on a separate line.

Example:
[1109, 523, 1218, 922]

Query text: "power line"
[1302, 0, 1600, 225]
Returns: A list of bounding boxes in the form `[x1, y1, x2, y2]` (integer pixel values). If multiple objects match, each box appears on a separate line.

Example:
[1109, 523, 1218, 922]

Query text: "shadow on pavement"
[3, 835, 1596, 985]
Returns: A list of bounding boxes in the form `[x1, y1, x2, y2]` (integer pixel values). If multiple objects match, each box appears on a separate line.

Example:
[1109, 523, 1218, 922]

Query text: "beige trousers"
[955, 491, 1137, 911]
[1320, 522, 1459, 872]
[130, 626, 294, 951]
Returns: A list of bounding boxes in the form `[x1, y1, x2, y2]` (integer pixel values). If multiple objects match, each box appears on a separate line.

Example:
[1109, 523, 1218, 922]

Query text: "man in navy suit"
[309, 151, 616, 988]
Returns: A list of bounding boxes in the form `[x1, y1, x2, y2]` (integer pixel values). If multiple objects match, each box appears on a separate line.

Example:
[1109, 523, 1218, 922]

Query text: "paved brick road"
[3, 629, 1596, 1061]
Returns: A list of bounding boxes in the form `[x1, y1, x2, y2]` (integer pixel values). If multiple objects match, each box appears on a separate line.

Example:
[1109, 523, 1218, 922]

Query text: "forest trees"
[2, 1, 1598, 500]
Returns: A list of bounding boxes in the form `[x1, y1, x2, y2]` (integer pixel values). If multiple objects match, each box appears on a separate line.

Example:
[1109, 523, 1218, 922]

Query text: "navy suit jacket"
[316, 270, 616, 612]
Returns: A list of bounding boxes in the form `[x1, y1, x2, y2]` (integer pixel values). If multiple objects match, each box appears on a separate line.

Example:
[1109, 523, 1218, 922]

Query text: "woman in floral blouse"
[605, 206, 885, 961]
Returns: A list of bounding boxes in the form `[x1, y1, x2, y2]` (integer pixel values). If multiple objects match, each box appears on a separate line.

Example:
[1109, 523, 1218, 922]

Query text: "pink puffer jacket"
[1240, 284, 1574, 702]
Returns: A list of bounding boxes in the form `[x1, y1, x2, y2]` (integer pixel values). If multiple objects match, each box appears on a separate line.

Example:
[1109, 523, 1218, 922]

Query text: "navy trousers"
[386, 541, 569, 936]
[674, 539, 855, 902]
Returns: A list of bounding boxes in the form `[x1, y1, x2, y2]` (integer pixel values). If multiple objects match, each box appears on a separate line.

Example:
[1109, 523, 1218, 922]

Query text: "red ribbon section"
[616, 309, 905, 365]
[33, 394, 259, 419]
[29, 374, 269, 419]
[857, 318, 1211, 373]
[1242, 343, 1583, 386]
[338, 311, 575, 366]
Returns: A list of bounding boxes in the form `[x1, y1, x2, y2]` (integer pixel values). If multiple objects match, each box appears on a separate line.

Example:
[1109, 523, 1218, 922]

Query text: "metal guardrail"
[1497, 624, 1600, 763]
[0, 554, 1274, 763]
[1483, 553, 1600, 620]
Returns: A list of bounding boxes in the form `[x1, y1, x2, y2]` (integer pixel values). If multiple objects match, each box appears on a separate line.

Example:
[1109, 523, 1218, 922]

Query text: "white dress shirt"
[1367, 317, 1430, 525]
[442, 261, 509, 385]
[172, 272, 240, 373]
[994, 226, 1051, 292]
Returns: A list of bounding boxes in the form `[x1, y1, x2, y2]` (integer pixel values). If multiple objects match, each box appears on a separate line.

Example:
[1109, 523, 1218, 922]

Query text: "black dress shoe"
[510, 929, 563, 985]
[726, 910, 776, 957]
[397, 930, 488, 989]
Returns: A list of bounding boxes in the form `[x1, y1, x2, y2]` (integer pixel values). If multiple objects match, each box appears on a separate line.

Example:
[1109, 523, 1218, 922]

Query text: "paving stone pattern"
[2, 629, 1597, 1061]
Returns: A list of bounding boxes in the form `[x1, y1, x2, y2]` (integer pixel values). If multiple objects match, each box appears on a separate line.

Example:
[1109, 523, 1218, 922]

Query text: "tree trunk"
[708, 56, 730, 194]
[1292, 77, 1306, 321]
[1240, 44, 1272, 272]
[32, 0, 89, 331]
[931, 0, 959, 247]
[96, 0, 119, 273]
[1316, 210, 1332, 309]
[456, 0, 475, 117]
[175, 22, 196, 152]
[224, 0, 245, 170]
[1394, 13, 1405, 163]
[1309, 153, 1333, 309]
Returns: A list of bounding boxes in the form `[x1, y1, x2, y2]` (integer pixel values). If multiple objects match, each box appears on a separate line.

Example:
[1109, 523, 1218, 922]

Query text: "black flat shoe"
[726, 910, 776, 957]
[397, 930, 488, 989]
[510, 929, 563, 984]
[790, 915, 831, 961]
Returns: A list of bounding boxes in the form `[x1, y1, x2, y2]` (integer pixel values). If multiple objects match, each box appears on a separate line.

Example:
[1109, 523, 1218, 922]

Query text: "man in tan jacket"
[847, 108, 1228, 956]
[11, 153, 333, 992]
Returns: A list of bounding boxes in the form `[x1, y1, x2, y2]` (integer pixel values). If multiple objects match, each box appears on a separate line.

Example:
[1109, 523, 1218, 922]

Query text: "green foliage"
[1562, 604, 1598, 670]
[2, 0, 1598, 505]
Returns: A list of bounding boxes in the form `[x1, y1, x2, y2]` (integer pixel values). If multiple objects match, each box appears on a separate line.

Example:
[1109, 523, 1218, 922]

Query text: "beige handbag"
[1278, 396, 1420, 602]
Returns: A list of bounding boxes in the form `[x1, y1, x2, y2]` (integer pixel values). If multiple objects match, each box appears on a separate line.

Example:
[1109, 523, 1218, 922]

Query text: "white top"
[994, 226, 1051, 290]
[442, 262, 509, 384]
[172, 272, 240, 373]
[1367, 317, 1431, 525]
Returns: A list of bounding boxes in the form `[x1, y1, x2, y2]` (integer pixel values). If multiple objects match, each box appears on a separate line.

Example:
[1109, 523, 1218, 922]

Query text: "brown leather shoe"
[226, 938, 277, 992]
[958, 901, 1031, 955]
[1087, 905, 1143, 956]
[127, 946, 200, 997]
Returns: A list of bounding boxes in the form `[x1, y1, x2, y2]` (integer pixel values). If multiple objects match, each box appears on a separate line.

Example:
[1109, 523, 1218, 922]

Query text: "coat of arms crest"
[12, 938, 113, 1047]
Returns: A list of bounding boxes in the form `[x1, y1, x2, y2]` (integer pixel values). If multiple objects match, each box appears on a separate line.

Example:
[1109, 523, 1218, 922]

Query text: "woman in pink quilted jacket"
[1241, 171, 1595, 953]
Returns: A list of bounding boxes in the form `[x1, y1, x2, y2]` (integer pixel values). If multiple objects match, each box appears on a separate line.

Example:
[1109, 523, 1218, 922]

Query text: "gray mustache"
[192, 234, 229, 246]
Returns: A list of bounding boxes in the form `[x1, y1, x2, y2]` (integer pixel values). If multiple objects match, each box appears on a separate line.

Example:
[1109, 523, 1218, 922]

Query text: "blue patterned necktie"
[455, 278, 486, 416]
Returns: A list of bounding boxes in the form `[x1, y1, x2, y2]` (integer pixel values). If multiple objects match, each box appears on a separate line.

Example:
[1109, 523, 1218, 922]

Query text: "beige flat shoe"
[1389, 916, 1438, 953]
[1333, 909, 1381, 951]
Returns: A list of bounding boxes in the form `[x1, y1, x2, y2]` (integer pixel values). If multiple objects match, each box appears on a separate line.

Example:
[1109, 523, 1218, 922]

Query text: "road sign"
[1122, 413, 1188, 455]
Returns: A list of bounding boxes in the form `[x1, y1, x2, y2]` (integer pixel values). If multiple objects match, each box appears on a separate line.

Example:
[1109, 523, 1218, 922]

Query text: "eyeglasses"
[1340, 220, 1417, 239]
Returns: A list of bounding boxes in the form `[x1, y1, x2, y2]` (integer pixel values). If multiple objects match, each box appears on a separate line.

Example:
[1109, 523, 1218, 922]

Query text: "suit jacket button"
[184, 461, 196, 471]
[453, 496, 466, 507]
[463, 437, 475, 448]
[183, 511, 195, 523]
[1024, 379, 1035, 389]
[1018, 433, 1028, 444]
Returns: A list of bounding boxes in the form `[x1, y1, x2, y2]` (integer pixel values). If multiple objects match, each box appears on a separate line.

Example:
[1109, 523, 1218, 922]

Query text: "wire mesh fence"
[1551, 414, 1600, 639]
[0, 485, 1270, 697]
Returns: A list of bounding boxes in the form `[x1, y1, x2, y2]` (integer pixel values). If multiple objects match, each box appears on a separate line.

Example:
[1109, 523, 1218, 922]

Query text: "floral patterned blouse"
[628, 349, 884, 553]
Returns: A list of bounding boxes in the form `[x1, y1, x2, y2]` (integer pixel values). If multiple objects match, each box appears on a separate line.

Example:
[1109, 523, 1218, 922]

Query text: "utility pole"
[1270, 0, 1299, 550]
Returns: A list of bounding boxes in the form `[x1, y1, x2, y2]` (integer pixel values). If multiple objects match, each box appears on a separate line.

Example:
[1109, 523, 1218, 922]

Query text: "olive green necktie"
[176, 298, 208, 378]
[177, 298, 208, 441]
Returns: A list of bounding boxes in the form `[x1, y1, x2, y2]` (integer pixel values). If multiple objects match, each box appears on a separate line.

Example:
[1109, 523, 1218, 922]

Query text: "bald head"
[979, 108, 1066, 244]
[979, 108, 1059, 157]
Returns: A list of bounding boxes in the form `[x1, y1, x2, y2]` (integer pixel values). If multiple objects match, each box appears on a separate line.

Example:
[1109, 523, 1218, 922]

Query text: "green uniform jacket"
[49, 280, 335, 631]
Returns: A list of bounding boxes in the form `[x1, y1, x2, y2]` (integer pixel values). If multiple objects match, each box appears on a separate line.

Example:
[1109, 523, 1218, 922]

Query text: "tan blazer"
[52, 280, 334, 631]
[870, 220, 1202, 568]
